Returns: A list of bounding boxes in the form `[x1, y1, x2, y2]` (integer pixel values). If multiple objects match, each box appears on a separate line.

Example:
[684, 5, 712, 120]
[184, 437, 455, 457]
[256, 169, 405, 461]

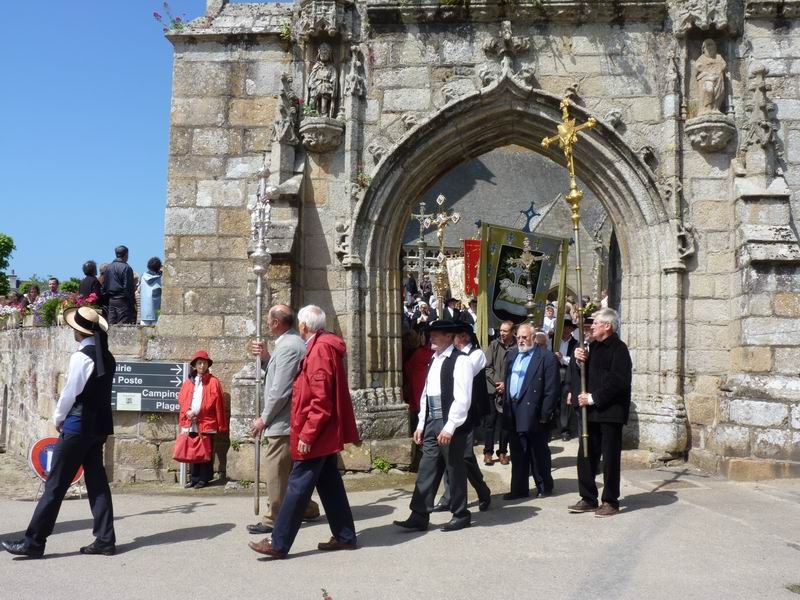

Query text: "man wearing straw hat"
[1, 306, 117, 558]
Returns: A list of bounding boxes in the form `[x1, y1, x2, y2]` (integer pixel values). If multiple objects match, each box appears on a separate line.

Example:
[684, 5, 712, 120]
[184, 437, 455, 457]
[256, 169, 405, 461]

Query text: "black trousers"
[271, 453, 356, 554]
[508, 428, 553, 496]
[439, 429, 490, 507]
[107, 297, 135, 325]
[482, 397, 508, 457]
[409, 418, 470, 519]
[25, 434, 115, 550]
[577, 421, 623, 508]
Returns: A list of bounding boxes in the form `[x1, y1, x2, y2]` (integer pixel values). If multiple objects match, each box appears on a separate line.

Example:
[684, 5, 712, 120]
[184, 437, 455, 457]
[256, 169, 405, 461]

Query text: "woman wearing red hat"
[178, 350, 228, 488]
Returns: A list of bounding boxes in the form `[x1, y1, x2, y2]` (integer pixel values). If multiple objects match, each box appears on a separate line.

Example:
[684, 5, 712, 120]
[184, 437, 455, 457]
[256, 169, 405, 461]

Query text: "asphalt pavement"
[1, 439, 799, 600]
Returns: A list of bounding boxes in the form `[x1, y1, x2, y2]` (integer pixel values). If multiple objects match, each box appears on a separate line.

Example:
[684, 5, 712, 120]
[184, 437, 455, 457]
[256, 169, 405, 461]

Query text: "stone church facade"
[157, 0, 800, 479]
[3, 0, 799, 482]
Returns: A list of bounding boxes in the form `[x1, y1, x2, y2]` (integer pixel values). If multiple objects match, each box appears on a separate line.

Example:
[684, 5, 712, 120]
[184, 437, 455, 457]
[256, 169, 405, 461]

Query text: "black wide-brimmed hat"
[427, 320, 464, 333]
[563, 315, 577, 328]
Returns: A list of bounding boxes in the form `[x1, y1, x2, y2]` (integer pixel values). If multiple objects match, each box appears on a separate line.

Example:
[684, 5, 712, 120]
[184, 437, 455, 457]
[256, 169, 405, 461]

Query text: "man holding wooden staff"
[566, 308, 632, 518]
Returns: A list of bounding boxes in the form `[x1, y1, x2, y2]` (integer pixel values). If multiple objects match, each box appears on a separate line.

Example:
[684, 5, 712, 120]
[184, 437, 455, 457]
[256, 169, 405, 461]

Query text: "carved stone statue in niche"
[308, 42, 338, 117]
[694, 39, 726, 115]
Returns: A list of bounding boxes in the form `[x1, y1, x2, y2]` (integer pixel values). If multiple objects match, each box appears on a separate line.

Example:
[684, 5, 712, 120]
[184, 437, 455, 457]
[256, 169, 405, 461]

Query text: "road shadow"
[354, 503, 539, 549]
[552, 455, 577, 471]
[350, 503, 395, 522]
[1, 501, 218, 540]
[116, 523, 235, 554]
[620, 490, 678, 513]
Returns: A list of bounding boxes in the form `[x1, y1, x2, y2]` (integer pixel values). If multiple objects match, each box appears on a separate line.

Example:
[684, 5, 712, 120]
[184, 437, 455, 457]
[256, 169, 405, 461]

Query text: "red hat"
[190, 350, 213, 367]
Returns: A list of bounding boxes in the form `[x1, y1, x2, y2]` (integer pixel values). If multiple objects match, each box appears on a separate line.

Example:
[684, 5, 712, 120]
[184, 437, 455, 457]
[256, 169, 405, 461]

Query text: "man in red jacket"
[249, 305, 360, 559]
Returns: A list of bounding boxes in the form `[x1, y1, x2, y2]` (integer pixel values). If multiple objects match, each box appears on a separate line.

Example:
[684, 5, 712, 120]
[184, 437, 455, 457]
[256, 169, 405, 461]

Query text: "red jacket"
[178, 373, 229, 434]
[291, 330, 360, 461]
[403, 345, 434, 413]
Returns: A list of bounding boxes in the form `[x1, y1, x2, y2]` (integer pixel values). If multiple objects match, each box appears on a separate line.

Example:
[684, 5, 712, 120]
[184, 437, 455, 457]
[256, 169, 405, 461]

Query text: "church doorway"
[351, 80, 689, 457]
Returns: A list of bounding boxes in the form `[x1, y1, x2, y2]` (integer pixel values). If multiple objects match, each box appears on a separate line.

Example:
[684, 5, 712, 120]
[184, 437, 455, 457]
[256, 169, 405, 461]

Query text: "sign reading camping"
[111, 361, 188, 413]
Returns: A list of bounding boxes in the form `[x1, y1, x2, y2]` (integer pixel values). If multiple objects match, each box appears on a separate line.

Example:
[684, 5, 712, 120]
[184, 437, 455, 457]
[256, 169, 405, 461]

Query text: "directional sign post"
[111, 361, 188, 413]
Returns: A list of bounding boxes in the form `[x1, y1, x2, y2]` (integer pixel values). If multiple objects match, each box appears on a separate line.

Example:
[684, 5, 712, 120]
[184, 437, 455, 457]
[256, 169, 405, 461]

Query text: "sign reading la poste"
[111, 361, 189, 413]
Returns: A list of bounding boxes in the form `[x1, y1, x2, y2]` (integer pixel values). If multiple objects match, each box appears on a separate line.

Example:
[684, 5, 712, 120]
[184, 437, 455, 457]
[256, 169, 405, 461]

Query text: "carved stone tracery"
[672, 0, 729, 35]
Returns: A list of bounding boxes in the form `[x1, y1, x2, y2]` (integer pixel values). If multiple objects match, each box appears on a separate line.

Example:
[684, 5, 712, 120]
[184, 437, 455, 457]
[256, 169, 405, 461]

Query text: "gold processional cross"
[423, 194, 460, 313]
[541, 97, 596, 457]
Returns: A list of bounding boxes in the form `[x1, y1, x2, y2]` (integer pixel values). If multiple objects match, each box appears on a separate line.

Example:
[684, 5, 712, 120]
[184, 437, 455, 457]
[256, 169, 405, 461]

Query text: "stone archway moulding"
[349, 74, 689, 457]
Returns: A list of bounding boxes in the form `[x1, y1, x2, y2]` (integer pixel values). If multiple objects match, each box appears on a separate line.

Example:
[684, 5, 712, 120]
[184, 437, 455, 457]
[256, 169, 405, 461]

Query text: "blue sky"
[1, 1, 208, 282]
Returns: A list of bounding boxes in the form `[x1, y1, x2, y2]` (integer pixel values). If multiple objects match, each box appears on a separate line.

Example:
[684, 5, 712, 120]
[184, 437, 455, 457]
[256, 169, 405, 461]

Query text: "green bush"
[60, 278, 80, 293]
[40, 298, 62, 327]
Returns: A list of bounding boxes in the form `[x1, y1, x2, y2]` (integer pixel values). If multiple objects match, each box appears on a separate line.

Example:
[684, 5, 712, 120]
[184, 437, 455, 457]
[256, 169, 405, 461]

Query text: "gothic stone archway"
[351, 75, 689, 457]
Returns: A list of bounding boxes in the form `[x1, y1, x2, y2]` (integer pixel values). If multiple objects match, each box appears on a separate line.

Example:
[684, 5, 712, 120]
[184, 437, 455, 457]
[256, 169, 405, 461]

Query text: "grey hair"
[593, 307, 619, 332]
[516, 322, 534, 336]
[534, 331, 548, 344]
[298, 305, 327, 333]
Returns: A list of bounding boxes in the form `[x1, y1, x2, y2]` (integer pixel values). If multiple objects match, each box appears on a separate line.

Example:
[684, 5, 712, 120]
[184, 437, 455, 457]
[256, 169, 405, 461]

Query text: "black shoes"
[432, 501, 450, 513]
[184, 482, 196, 489]
[478, 495, 491, 512]
[440, 517, 471, 532]
[2, 539, 44, 558]
[246, 523, 274, 535]
[502, 492, 529, 501]
[194, 481, 207, 489]
[393, 514, 429, 532]
[80, 541, 116, 556]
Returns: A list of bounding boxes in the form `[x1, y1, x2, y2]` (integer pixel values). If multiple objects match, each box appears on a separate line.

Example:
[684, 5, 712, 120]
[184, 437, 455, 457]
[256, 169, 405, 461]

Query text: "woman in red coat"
[178, 350, 228, 488]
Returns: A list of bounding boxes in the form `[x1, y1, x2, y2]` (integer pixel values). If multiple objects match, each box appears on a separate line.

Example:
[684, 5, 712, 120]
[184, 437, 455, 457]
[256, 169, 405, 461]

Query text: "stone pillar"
[206, 0, 227, 15]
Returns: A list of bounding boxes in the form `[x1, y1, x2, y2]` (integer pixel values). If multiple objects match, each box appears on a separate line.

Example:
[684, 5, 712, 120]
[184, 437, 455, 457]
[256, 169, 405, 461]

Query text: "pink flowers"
[151, 2, 186, 32]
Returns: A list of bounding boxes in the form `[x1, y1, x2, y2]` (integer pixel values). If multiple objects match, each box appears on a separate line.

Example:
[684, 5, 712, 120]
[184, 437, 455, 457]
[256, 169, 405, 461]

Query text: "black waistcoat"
[466, 346, 489, 425]
[75, 345, 116, 436]
[434, 348, 470, 435]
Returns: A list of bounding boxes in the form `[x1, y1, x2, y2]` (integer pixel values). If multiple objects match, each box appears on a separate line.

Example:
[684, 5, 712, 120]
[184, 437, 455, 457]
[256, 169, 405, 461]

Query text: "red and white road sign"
[29, 437, 84, 483]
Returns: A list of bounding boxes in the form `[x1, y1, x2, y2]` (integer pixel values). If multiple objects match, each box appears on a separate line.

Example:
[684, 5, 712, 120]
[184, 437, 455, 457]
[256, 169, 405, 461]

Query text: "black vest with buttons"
[466, 346, 490, 425]
[432, 348, 471, 435]
[73, 345, 116, 436]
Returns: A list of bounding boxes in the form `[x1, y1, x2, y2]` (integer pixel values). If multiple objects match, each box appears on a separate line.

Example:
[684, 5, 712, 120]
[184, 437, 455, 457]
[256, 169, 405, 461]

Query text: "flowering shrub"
[153, 2, 186, 33]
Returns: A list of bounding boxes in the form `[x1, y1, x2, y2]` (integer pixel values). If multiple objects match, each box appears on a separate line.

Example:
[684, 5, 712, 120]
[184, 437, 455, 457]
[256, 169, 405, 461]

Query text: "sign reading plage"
[111, 362, 189, 413]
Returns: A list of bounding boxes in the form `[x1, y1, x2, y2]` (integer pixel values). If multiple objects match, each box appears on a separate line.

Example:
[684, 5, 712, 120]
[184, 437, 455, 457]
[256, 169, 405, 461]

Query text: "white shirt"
[416, 344, 473, 436]
[461, 343, 487, 376]
[53, 338, 96, 427]
[542, 315, 555, 333]
[558, 337, 571, 366]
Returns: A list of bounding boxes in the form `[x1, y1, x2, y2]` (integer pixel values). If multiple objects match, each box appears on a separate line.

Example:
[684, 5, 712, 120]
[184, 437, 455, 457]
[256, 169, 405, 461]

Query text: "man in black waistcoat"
[503, 323, 560, 499]
[433, 323, 491, 513]
[103, 245, 136, 325]
[566, 307, 632, 518]
[2, 306, 117, 558]
[394, 320, 475, 532]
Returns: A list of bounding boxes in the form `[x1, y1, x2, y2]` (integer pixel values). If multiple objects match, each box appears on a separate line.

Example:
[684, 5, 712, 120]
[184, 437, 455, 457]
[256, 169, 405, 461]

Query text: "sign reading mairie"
[111, 362, 188, 413]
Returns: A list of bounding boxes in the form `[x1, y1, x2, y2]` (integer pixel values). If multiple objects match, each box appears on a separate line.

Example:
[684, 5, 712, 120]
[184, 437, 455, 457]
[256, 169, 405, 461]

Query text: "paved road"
[1, 441, 799, 600]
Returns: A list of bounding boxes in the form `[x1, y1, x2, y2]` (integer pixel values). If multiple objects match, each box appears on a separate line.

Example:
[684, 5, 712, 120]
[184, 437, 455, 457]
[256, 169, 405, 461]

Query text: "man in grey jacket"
[246, 304, 320, 535]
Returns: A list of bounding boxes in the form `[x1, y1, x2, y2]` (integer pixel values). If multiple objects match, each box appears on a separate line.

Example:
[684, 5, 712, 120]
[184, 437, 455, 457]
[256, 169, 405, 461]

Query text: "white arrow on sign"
[171, 376, 183, 387]
[171, 364, 183, 375]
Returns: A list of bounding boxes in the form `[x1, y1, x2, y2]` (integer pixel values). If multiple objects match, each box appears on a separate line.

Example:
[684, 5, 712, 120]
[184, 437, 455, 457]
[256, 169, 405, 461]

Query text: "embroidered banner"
[478, 224, 567, 347]
[463, 239, 481, 298]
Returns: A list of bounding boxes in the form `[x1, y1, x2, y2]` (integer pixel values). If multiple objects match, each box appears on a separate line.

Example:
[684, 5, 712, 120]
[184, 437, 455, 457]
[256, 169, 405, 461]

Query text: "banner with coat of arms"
[478, 223, 568, 348]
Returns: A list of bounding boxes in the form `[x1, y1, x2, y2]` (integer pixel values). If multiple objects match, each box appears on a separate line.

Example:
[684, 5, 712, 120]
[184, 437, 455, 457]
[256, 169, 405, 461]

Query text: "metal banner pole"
[542, 98, 597, 458]
[248, 178, 276, 516]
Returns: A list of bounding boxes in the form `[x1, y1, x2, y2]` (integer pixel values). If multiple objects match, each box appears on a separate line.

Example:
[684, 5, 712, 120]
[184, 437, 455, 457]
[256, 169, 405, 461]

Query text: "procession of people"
[2, 286, 631, 560]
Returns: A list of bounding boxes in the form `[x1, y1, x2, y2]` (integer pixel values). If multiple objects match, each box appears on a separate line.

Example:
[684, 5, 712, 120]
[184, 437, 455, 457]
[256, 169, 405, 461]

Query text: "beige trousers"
[262, 435, 320, 526]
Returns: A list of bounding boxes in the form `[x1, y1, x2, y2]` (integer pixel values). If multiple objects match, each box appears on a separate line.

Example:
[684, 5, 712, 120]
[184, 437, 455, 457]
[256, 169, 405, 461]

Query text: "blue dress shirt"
[509, 349, 534, 399]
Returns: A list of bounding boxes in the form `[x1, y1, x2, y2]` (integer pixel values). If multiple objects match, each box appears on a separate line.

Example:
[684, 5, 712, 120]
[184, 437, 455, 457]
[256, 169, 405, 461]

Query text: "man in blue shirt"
[503, 323, 560, 499]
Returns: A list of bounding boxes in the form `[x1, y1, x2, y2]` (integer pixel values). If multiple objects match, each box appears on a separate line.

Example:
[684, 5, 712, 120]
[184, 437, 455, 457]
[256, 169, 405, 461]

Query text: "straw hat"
[63, 306, 108, 336]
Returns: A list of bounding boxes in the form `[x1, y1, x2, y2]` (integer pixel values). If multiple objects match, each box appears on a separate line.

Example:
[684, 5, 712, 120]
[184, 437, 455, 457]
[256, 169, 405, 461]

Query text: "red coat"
[291, 330, 360, 461]
[178, 373, 229, 434]
[403, 345, 434, 413]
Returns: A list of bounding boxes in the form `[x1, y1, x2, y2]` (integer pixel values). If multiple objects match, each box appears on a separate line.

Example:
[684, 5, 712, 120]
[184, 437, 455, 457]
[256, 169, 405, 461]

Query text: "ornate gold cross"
[423, 194, 461, 310]
[541, 98, 597, 210]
